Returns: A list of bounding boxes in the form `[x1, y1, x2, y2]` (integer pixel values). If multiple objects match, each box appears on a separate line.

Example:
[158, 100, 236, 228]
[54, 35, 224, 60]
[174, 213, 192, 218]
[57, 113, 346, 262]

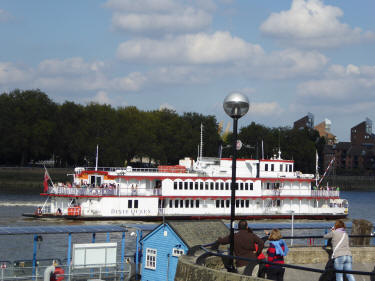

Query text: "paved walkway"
[284, 263, 375, 281]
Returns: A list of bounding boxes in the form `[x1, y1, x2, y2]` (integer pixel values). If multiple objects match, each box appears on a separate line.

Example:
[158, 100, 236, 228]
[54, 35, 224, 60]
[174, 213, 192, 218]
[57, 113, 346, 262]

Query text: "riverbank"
[0, 167, 374, 193]
[0, 167, 72, 193]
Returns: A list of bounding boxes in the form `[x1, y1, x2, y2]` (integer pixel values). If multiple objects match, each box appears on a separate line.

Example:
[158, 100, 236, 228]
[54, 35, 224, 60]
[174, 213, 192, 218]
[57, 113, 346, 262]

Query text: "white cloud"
[0, 9, 11, 22]
[297, 64, 375, 105]
[105, 0, 178, 12]
[111, 72, 147, 91]
[92, 91, 111, 104]
[250, 102, 284, 116]
[117, 31, 264, 64]
[245, 48, 328, 79]
[106, 0, 212, 34]
[38, 57, 105, 76]
[159, 103, 175, 111]
[0, 62, 32, 84]
[260, 0, 375, 48]
[112, 9, 211, 34]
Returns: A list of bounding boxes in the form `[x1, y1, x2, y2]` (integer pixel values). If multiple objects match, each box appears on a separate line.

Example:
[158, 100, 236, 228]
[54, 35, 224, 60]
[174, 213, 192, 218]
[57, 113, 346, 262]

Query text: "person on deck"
[216, 220, 264, 276]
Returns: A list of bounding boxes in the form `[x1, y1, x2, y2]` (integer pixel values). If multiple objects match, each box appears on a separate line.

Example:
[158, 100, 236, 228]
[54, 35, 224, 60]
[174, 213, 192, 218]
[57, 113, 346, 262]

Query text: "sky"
[1, 0, 375, 141]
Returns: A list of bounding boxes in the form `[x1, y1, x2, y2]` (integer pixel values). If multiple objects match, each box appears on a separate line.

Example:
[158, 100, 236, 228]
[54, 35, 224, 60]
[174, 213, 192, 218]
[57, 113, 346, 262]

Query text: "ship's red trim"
[24, 213, 347, 221]
[42, 193, 339, 200]
[259, 159, 294, 163]
[109, 175, 313, 182]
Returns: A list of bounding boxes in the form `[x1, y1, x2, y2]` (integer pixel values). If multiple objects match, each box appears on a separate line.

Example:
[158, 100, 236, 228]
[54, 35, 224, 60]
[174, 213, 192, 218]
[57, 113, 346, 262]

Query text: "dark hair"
[238, 220, 248, 230]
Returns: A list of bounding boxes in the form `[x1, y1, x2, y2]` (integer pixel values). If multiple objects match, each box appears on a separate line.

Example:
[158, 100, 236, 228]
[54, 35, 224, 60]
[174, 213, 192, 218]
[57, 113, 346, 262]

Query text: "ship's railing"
[47, 186, 162, 197]
[47, 186, 118, 196]
[261, 189, 339, 197]
[77, 166, 194, 174]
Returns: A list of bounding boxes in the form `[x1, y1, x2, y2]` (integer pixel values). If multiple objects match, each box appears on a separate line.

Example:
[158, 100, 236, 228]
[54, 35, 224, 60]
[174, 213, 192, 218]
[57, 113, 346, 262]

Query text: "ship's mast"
[200, 123, 203, 160]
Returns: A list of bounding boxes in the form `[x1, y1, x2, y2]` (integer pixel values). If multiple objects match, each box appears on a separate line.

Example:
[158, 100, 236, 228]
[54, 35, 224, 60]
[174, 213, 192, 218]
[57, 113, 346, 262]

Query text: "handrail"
[191, 243, 375, 277]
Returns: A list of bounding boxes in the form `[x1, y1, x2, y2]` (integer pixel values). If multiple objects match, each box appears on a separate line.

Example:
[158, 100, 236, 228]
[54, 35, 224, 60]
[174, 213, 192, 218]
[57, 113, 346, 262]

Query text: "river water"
[0, 191, 374, 262]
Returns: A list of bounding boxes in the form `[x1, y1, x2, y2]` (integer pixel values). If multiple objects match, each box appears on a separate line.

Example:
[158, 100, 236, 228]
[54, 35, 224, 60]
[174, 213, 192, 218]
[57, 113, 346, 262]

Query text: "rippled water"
[0, 191, 373, 262]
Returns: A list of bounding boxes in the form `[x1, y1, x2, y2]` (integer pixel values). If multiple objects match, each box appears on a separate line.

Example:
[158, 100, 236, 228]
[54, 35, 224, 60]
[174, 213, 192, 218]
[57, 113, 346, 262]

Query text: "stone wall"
[175, 246, 375, 281]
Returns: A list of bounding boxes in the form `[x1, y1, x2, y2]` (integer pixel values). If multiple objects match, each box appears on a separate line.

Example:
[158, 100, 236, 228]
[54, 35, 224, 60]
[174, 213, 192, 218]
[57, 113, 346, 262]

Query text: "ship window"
[180, 200, 183, 208]
[265, 164, 268, 171]
[128, 200, 132, 208]
[216, 200, 220, 208]
[271, 164, 274, 171]
[200, 182, 203, 190]
[195, 200, 199, 208]
[226, 200, 230, 208]
[145, 248, 157, 270]
[205, 182, 209, 190]
[191, 200, 194, 207]
[174, 182, 178, 190]
[235, 183, 238, 190]
[245, 183, 248, 190]
[240, 182, 243, 190]
[185, 200, 189, 208]
[179, 182, 183, 190]
[210, 182, 214, 190]
[289, 165, 292, 172]
[220, 182, 224, 190]
[169, 200, 173, 208]
[172, 248, 184, 257]
[235, 200, 239, 208]
[276, 199, 281, 207]
[195, 182, 198, 190]
[175, 200, 178, 208]
[280, 164, 283, 172]
[225, 182, 229, 190]
[221, 200, 224, 208]
[250, 183, 253, 190]
[267, 183, 270, 189]
[215, 182, 219, 190]
[241, 200, 244, 208]
[190, 182, 193, 190]
[184, 182, 188, 190]
[245, 200, 249, 208]
[134, 200, 138, 208]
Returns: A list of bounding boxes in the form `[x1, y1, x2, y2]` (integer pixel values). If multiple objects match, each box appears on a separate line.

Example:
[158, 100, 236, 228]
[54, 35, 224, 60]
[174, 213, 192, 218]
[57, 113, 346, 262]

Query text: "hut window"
[172, 248, 184, 257]
[145, 248, 157, 270]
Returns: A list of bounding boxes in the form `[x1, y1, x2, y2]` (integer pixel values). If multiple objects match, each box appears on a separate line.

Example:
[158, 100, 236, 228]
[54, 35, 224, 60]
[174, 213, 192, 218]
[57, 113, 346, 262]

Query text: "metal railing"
[0, 259, 135, 281]
[189, 238, 375, 278]
[261, 189, 339, 197]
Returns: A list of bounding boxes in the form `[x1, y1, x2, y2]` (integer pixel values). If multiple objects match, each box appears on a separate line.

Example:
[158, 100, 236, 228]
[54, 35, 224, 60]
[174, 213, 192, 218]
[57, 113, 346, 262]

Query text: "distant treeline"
[0, 89, 326, 173]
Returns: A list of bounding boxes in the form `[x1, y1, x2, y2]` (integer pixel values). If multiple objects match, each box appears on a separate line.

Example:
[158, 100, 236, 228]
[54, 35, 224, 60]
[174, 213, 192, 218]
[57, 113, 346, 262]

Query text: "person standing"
[217, 219, 265, 276]
[323, 220, 356, 281]
[266, 229, 289, 281]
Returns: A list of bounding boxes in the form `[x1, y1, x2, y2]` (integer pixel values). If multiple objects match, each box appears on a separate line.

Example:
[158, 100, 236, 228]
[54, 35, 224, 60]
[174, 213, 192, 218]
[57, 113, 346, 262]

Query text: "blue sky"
[1, 0, 375, 141]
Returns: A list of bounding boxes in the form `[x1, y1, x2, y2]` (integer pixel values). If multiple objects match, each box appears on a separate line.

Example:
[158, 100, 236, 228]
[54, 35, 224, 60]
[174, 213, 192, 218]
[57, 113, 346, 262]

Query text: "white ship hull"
[29, 157, 348, 220]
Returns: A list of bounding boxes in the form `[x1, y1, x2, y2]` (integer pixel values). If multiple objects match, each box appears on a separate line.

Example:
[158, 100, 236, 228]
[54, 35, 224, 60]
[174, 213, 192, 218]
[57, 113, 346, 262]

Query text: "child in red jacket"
[266, 229, 289, 281]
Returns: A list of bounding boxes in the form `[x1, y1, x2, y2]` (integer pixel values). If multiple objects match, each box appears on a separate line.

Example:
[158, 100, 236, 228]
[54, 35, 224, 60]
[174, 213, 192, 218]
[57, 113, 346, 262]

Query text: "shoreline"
[0, 167, 374, 193]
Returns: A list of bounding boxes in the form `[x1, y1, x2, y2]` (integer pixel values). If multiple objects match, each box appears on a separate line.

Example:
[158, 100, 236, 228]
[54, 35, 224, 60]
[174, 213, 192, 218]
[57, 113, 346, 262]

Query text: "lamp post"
[223, 92, 249, 270]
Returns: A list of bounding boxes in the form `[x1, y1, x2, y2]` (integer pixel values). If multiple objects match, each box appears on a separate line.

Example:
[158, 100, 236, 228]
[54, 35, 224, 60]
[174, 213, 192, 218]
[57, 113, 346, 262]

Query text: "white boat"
[26, 151, 348, 220]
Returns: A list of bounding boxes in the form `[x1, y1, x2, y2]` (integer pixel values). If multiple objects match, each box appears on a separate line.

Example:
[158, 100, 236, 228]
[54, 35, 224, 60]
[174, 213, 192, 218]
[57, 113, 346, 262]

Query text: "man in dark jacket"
[217, 220, 264, 276]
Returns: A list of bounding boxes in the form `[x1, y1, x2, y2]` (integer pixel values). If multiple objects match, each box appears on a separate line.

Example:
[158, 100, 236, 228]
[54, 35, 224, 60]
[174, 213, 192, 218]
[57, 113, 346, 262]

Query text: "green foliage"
[0, 89, 324, 172]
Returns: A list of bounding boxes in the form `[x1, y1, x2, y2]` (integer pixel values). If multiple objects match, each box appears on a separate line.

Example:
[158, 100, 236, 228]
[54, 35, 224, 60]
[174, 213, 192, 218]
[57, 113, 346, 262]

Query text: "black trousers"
[266, 266, 285, 281]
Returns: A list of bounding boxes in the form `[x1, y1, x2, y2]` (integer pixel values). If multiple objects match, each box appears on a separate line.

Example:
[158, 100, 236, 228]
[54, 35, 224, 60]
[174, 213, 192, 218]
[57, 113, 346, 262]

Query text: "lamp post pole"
[229, 116, 238, 263]
[223, 92, 249, 272]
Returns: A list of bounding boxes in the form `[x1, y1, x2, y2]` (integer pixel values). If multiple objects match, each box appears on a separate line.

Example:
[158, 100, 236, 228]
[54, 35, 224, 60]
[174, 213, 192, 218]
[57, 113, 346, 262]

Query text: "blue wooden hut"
[140, 220, 229, 281]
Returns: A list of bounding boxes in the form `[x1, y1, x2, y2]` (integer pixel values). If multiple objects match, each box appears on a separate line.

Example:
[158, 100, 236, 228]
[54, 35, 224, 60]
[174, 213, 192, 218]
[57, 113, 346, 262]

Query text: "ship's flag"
[43, 171, 50, 192]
